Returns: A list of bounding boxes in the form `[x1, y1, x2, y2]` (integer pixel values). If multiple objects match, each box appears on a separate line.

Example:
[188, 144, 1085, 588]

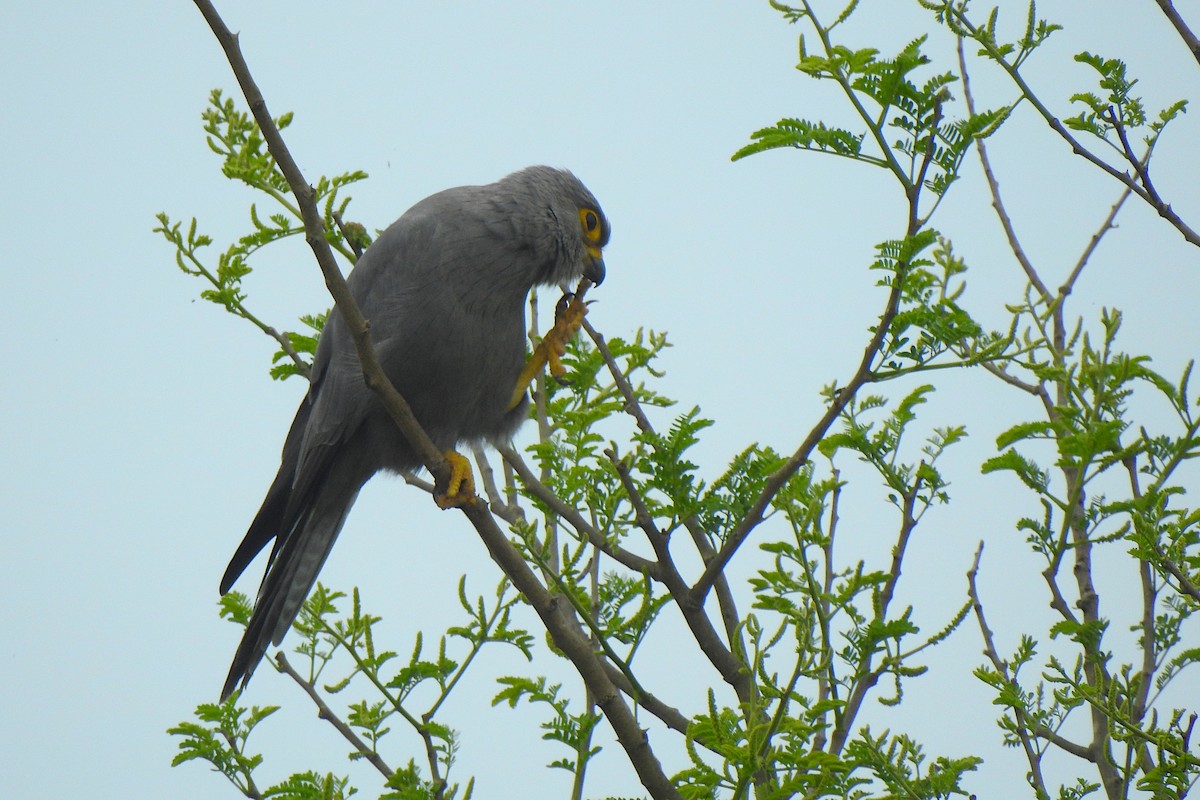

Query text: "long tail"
[219, 433, 364, 700]
[220, 472, 359, 700]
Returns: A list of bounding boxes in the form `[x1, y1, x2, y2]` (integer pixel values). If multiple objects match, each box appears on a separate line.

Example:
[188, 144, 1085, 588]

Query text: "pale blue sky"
[2, 2, 1198, 798]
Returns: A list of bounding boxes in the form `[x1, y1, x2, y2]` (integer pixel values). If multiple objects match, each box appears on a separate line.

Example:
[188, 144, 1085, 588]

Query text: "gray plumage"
[219, 166, 609, 700]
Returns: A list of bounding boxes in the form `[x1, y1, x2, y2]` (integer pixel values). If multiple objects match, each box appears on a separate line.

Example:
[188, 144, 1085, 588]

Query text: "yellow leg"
[434, 449, 477, 508]
[507, 294, 590, 411]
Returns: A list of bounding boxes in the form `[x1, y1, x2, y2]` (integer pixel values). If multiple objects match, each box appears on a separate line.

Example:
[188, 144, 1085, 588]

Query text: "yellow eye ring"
[579, 208, 602, 242]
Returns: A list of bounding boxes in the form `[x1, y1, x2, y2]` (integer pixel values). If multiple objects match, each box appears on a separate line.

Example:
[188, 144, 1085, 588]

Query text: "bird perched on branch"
[218, 166, 609, 700]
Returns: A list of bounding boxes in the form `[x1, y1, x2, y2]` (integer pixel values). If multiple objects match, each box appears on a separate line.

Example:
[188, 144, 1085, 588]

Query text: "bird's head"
[501, 166, 610, 290]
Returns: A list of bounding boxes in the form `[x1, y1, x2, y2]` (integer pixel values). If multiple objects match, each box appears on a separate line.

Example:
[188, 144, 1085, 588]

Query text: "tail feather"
[220, 398, 315, 595]
[220, 444, 364, 701]
[220, 467, 292, 595]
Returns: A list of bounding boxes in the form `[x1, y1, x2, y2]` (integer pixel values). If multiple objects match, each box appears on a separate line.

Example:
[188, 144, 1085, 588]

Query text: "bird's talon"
[434, 450, 478, 509]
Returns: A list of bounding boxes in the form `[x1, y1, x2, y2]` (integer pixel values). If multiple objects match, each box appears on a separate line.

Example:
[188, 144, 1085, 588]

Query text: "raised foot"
[508, 293, 590, 410]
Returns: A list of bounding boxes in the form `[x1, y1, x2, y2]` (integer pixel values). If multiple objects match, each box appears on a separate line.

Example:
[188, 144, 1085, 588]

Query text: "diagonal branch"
[1156, 0, 1200, 67]
[951, 7, 1200, 247]
[497, 443, 661, 577]
[956, 37, 1048, 299]
[584, 322, 748, 658]
[1059, 182, 1134, 300]
[275, 652, 395, 780]
[191, 0, 450, 485]
[692, 266, 908, 602]
[966, 543, 1053, 794]
[192, 4, 681, 796]
[605, 448, 754, 705]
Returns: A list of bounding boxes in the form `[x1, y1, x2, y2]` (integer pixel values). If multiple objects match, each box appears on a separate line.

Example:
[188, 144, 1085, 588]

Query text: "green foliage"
[734, 30, 1007, 205]
[175, 582, 525, 798]
[1064, 51, 1188, 154]
[201, 88, 368, 235]
[168, 700, 276, 793]
[271, 312, 327, 381]
[156, 90, 366, 380]
[167, 3, 1199, 798]
[492, 676, 602, 773]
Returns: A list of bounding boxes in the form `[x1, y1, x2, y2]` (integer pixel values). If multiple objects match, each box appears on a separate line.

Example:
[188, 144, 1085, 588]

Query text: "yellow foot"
[434, 449, 477, 508]
[507, 293, 590, 410]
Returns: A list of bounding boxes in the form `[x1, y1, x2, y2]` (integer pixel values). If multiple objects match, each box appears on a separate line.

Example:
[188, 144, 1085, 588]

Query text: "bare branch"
[1060, 184, 1135, 300]
[952, 8, 1200, 247]
[582, 320, 654, 434]
[957, 37, 1048, 299]
[1156, 0, 1200, 66]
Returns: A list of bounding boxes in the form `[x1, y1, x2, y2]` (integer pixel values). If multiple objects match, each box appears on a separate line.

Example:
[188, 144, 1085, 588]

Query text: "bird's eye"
[579, 208, 602, 241]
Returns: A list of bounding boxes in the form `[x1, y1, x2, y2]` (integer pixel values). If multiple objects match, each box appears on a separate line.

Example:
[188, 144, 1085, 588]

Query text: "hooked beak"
[584, 247, 606, 286]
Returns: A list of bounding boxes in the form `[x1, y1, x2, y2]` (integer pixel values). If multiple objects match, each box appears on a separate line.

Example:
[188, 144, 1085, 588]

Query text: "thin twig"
[1103, 107, 1156, 198]
[829, 478, 922, 755]
[598, 660, 694, 737]
[966, 543, 1052, 794]
[582, 320, 653, 432]
[497, 443, 661, 577]
[909, 96, 944, 233]
[956, 36, 1048, 299]
[174, 241, 313, 377]
[275, 652, 395, 780]
[605, 449, 754, 703]
[1060, 184, 1135, 300]
[584, 322, 748, 672]
[950, 7, 1200, 247]
[1123, 454, 1159, 736]
[331, 208, 365, 260]
[1153, 547, 1200, 604]
[978, 361, 1044, 396]
[471, 443, 521, 525]
[693, 256, 909, 601]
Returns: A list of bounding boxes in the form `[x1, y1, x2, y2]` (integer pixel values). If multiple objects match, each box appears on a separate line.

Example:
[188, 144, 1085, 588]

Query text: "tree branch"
[275, 652, 395, 780]
[584, 322, 749, 667]
[1155, 0, 1200, 67]
[830, 477, 923, 756]
[966, 543, 1052, 795]
[1060, 183, 1134, 301]
[951, 7, 1200, 247]
[193, 3, 681, 795]
[497, 443, 661, 577]
[956, 36, 1048, 300]
[693, 253, 908, 602]
[605, 448, 754, 706]
[191, 0, 451, 484]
